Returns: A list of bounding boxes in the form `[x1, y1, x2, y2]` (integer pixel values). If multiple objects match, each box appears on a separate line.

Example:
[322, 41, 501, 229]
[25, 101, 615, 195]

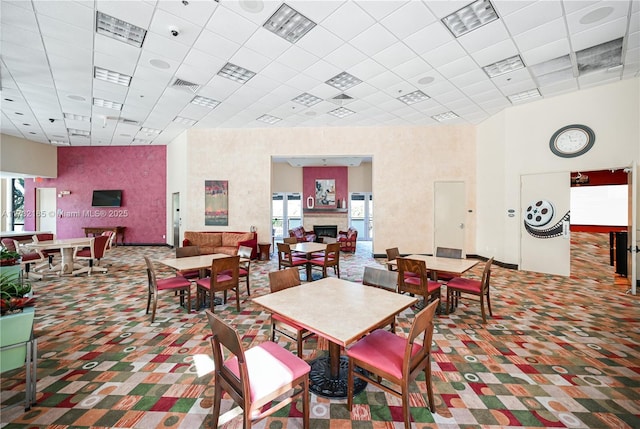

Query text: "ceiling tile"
[320, 1, 376, 41]
[502, 1, 564, 36]
[192, 30, 240, 61]
[243, 28, 292, 60]
[422, 40, 467, 68]
[512, 18, 567, 54]
[205, 5, 258, 45]
[323, 44, 369, 70]
[403, 21, 454, 55]
[570, 17, 628, 51]
[296, 25, 344, 58]
[349, 24, 398, 57]
[95, 0, 155, 29]
[156, 0, 219, 27]
[372, 42, 415, 69]
[380, 1, 437, 39]
[33, 1, 94, 29]
[457, 20, 509, 54]
[276, 45, 320, 72]
[521, 39, 571, 67]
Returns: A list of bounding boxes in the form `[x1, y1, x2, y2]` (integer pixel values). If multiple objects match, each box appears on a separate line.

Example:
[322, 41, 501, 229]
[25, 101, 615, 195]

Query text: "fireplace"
[313, 225, 338, 240]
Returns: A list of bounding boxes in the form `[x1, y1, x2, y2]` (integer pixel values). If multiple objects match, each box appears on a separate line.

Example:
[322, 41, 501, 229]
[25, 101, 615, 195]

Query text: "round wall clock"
[549, 124, 595, 158]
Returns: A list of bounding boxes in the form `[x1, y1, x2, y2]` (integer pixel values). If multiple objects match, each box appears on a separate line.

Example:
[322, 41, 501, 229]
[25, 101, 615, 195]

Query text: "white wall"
[166, 131, 188, 246]
[477, 78, 640, 266]
[0, 134, 57, 177]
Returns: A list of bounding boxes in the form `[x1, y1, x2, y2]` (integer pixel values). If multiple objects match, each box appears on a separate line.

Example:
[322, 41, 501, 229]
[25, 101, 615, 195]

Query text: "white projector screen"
[570, 185, 628, 226]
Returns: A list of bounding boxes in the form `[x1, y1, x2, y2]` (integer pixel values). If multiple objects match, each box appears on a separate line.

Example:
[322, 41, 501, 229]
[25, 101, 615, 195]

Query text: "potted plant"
[0, 248, 21, 267]
[0, 271, 35, 315]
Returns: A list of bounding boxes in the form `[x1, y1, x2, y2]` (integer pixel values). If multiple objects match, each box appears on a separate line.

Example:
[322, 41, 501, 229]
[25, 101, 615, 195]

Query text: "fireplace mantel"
[303, 208, 348, 214]
[304, 210, 348, 233]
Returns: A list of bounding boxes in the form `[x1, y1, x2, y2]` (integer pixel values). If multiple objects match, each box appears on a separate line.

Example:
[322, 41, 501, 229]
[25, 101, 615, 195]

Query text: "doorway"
[349, 192, 372, 240]
[434, 181, 465, 254]
[35, 187, 56, 233]
[172, 192, 180, 247]
[272, 193, 302, 241]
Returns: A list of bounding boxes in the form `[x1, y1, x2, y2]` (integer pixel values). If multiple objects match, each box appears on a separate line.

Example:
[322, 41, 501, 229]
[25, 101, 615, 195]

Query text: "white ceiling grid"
[0, 0, 638, 147]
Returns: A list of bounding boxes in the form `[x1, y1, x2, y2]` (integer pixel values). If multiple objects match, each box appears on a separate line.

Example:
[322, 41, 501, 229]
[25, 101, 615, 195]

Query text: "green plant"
[0, 272, 34, 314]
[0, 248, 20, 261]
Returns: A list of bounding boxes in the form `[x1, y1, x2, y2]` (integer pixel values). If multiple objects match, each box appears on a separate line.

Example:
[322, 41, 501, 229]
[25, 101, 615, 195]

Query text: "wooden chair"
[446, 257, 494, 323]
[346, 299, 439, 429]
[310, 242, 340, 278]
[195, 255, 241, 312]
[397, 257, 441, 309]
[175, 245, 201, 279]
[74, 235, 110, 276]
[386, 247, 400, 271]
[283, 236, 307, 257]
[144, 256, 192, 323]
[237, 245, 252, 296]
[276, 242, 307, 273]
[205, 310, 310, 429]
[434, 246, 463, 281]
[268, 268, 315, 356]
[362, 266, 398, 332]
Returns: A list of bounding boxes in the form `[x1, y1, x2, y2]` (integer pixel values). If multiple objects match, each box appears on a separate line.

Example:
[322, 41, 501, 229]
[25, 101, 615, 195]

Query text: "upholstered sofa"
[337, 227, 358, 252]
[182, 231, 258, 259]
[289, 226, 316, 243]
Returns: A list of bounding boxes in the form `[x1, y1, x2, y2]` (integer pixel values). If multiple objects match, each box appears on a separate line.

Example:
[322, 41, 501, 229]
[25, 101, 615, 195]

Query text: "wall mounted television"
[92, 190, 122, 207]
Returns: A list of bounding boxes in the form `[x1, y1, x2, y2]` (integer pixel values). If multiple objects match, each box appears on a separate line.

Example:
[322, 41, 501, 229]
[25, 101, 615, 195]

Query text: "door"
[272, 193, 302, 240]
[349, 193, 372, 240]
[36, 188, 56, 233]
[434, 181, 465, 254]
[627, 163, 637, 295]
[520, 172, 570, 276]
[172, 192, 180, 247]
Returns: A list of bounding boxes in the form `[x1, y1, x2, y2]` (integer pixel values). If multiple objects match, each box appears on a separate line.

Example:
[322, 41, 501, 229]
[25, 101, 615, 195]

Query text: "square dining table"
[253, 277, 417, 398]
[290, 242, 327, 281]
[25, 237, 93, 276]
[387, 254, 478, 280]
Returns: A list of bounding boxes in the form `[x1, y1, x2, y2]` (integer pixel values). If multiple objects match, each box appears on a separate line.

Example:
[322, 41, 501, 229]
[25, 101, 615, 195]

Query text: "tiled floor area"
[1, 233, 639, 428]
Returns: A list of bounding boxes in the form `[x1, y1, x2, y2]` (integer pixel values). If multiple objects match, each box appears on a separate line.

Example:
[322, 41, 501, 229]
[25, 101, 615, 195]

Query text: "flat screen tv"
[92, 190, 122, 207]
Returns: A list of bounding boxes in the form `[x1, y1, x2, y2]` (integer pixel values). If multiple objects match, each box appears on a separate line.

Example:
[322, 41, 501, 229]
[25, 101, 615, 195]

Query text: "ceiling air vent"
[119, 117, 140, 126]
[328, 93, 354, 105]
[172, 78, 201, 93]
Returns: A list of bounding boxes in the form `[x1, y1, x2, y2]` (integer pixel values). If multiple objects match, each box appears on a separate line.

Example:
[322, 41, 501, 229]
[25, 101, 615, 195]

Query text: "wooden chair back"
[362, 266, 398, 292]
[144, 256, 159, 295]
[436, 247, 462, 259]
[480, 257, 494, 294]
[385, 247, 400, 261]
[237, 245, 252, 259]
[405, 299, 439, 377]
[176, 245, 200, 258]
[396, 257, 429, 296]
[269, 268, 301, 293]
[209, 255, 240, 294]
[283, 237, 298, 245]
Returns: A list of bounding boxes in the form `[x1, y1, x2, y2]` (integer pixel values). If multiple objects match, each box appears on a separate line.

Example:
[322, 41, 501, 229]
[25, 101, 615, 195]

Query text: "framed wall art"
[205, 180, 228, 226]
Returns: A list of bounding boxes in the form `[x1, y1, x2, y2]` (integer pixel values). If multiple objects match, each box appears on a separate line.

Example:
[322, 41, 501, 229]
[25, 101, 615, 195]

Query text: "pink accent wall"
[24, 146, 166, 244]
[303, 167, 348, 207]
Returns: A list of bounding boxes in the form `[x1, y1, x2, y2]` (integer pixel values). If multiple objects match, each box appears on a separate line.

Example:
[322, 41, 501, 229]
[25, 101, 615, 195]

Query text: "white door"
[434, 181, 465, 254]
[520, 172, 570, 276]
[172, 192, 180, 247]
[36, 187, 56, 233]
[628, 163, 637, 295]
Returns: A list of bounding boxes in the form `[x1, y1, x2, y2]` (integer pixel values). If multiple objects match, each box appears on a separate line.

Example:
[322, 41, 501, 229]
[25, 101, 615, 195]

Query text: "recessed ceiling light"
[64, 113, 91, 122]
[240, 0, 264, 13]
[397, 90, 430, 105]
[263, 3, 316, 43]
[292, 93, 322, 107]
[432, 111, 459, 122]
[191, 95, 220, 109]
[217, 62, 256, 84]
[174, 116, 197, 126]
[94, 66, 132, 86]
[67, 128, 90, 137]
[579, 6, 614, 25]
[133, 138, 150, 144]
[483, 55, 525, 78]
[256, 114, 281, 124]
[140, 127, 161, 135]
[96, 11, 146, 48]
[67, 94, 86, 101]
[93, 98, 122, 110]
[508, 89, 541, 103]
[417, 76, 435, 85]
[441, 0, 498, 38]
[325, 72, 362, 91]
[50, 140, 70, 146]
[328, 107, 355, 118]
[149, 59, 171, 69]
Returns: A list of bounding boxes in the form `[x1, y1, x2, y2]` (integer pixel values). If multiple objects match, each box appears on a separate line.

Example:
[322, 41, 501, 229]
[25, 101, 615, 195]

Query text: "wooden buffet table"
[82, 226, 126, 246]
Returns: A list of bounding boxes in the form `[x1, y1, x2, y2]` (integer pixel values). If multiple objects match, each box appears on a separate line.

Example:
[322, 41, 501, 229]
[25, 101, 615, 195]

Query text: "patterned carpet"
[1, 233, 639, 429]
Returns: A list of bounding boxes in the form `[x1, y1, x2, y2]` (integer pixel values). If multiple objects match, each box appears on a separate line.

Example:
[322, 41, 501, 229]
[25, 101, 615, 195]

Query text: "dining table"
[253, 277, 417, 398]
[290, 241, 327, 281]
[386, 254, 479, 281]
[25, 237, 93, 276]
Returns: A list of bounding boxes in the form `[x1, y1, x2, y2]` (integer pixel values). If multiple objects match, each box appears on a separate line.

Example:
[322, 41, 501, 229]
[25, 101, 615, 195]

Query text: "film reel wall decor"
[524, 199, 570, 239]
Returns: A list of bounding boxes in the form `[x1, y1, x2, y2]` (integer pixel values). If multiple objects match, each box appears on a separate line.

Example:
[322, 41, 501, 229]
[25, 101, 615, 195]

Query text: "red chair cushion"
[177, 269, 200, 279]
[21, 253, 42, 262]
[225, 341, 310, 402]
[346, 329, 420, 380]
[157, 276, 191, 291]
[310, 257, 335, 266]
[404, 276, 441, 293]
[195, 274, 233, 289]
[446, 277, 481, 293]
[76, 249, 91, 258]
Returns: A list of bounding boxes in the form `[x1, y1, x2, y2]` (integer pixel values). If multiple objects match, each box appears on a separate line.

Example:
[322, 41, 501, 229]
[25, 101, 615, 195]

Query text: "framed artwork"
[315, 179, 336, 207]
[205, 180, 228, 226]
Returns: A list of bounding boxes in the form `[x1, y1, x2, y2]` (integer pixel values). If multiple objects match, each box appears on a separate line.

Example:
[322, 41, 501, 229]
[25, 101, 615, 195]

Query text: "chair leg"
[424, 356, 435, 412]
[146, 291, 152, 315]
[212, 377, 222, 429]
[402, 388, 411, 429]
[151, 293, 158, 323]
[480, 294, 487, 323]
[271, 322, 277, 342]
[297, 333, 303, 357]
[234, 287, 240, 312]
[246, 276, 250, 296]
[347, 358, 354, 410]
[486, 290, 493, 316]
[186, 287, 191, 314]
[302, 378, 310, 429]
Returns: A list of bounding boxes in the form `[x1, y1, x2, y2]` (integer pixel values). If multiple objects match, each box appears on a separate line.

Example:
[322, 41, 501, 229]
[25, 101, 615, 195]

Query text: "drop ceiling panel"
[502, 1, 564, 36]
[296, 25, 345, 58]
[570, 17, 628, 51]
[349, 24, 397, 57]
[470, 38, 519, 68]
[156, 0, 219, 27]
[192, 30, 241, 60]
[422, 41, 467, 69]
[392, 57, 432, 80]
[403, 22, 454, 56]
[95, 0, 155, 29]
[38, 16, 93, 49]
[321, 2, 376, 41]
[324, 43, 369, 70]
[380, 1, 437, 39]
[373, 42, 416, 69]
[94, 34, 143, 65]
[33, 1, 93, 28]
[457, 20, 510, 54]
[513, 18, 567, 54]
[1, 2, 40, 33]
[521, 39, 571, 66]
[277, 45, 321, 72]
[142, 32, 191, 62]
[205, 6, 258, 45]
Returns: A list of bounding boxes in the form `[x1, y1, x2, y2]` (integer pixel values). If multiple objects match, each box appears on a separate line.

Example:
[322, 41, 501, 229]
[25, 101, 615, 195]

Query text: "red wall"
[303, 167, 348, 207]
[25, 146, 166, 244]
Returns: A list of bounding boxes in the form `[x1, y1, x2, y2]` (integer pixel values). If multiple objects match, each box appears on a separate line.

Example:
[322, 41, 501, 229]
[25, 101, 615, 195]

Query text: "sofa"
[182, 231, 258, 259]
[288, 226, 316, 243]
[337, 227, 358, 252]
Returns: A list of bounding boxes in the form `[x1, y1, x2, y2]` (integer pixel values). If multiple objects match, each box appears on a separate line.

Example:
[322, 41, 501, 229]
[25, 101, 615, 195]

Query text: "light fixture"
[441, 0, 498, 38]
[431, 111, 459, 122]
[191, 95, 220, 109]
[325, 72, 362, 91]
[96, 11, 147, 47]
[57, 190, 71, 198]
[507, 88, 541, 103]
[64, 113, 91, 122]
[256, 114, 282, 124]
[483, 55, 525, 78]
[67, 128, 90, 137]
[140, 127, 161, 135]
[397, 90, 430, 105]
[292, 92, 323, 107]
[94, 66, 132, 86]
[328, 107, 355, 118]
[133, 138, 150, 144]
[263, 3, 316, 43]
[93, 98, 123, 110]
[217, 62, 256, 84]
[173, 116, 197, 126]
[50, 140, 70, 146]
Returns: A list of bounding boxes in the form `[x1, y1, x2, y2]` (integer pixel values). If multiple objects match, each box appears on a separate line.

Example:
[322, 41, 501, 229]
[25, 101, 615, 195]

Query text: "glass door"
[272, 193, 302, 241]
[349, 192, 373, 240]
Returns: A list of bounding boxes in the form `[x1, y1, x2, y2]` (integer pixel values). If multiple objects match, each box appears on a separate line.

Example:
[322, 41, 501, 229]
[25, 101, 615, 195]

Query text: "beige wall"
[349, 162, 372, 193]
[166, 131, 189, 247]
[175, 125, 477, 255]
[477, 78, 640, 265]
[0, 135, 57, 178]
[272, 163, 303, 193]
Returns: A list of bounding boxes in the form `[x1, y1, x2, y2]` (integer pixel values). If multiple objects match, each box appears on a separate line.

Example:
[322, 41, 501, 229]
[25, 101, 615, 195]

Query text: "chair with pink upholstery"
[1, 238, 46, 280]
[144, 256, 192, 322]
[288, 226, 316, 243]
[205, 310, 310, 428]
[74, 235, 110, 276]
[337, 227, 358, 252]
